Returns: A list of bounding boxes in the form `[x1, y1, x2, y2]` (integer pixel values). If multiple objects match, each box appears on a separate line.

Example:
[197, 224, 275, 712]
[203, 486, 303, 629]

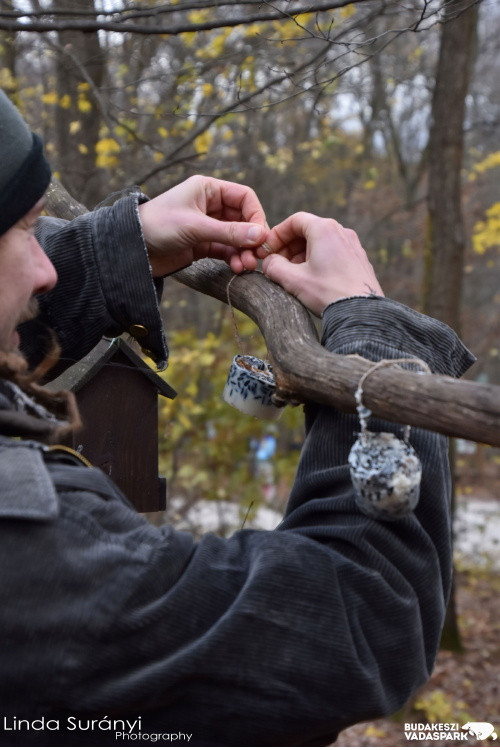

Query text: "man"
[0, 89, 474, 746]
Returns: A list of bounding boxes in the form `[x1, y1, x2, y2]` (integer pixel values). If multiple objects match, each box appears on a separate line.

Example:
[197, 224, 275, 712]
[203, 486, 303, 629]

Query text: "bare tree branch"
[132, 2, 389, 184]
[44, 178, 500, 448]
[0, 1, 374, 34]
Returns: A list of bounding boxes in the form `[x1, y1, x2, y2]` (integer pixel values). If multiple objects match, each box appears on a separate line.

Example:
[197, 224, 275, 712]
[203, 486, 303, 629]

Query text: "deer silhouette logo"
[461, 722, 497, 741]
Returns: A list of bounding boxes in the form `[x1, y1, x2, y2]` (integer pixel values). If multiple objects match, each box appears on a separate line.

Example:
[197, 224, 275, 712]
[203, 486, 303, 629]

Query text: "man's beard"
[0, 302, 81, 442]
[1, 298, 45, 378]
[18, 297, 40, 327]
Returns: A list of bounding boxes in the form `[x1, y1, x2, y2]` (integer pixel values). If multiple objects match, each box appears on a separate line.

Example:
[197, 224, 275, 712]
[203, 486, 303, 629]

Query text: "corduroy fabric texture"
[20, 194, 168, 371]
[0, 244, 476, 748]
[0, 90, 51, 235]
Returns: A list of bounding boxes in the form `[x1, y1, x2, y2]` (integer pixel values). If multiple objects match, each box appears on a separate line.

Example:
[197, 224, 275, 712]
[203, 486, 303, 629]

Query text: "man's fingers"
[267, 212, 316, 247]
[198, 216, 268, 250]
[262, 253, 303, 298]
[263, 212, 322, 258]
[206, 178, 267, 226]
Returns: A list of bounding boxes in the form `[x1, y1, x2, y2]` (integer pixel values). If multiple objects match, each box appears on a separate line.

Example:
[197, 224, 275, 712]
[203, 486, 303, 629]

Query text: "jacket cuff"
[91, 194, 168, 369]
[321, 296, 475, 378]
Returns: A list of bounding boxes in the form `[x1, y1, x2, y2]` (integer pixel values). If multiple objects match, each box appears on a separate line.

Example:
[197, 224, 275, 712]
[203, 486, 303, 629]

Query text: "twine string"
[353, 357, 432, 441]
[226, 274, 247, 355]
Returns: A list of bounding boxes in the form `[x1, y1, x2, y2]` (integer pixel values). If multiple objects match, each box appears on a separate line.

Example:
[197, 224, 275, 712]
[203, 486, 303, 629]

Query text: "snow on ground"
[454, 497, 500, 570]
[168, 496, 500, 569]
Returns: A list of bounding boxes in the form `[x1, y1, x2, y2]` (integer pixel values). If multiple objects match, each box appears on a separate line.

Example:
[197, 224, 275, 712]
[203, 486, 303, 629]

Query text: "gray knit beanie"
[0, 90, 52, 236]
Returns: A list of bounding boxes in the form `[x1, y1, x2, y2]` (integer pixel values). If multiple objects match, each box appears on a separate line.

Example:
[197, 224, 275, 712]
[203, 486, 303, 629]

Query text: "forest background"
[1, 1, 499, 742]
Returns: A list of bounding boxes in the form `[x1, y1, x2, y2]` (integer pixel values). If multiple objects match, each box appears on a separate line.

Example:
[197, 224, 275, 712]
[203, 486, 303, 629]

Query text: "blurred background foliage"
[154, 309, 304, 512]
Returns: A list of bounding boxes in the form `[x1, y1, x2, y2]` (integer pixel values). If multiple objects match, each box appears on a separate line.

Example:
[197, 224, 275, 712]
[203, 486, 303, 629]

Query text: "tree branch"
[0, 1, 373, 34]
[44, 177, 500, 447]
[133, 3, 386, 184]
[173, 260, 500, 447]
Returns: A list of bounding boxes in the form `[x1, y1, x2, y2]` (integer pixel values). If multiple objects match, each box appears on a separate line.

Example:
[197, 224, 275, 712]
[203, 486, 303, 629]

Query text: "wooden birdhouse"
[48, 337, 176, 513]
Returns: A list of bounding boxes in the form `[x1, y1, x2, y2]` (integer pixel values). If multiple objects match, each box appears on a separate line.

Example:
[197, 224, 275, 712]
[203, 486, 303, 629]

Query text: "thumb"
[198, 215, 267, 248]
[262, 253, 305, 299]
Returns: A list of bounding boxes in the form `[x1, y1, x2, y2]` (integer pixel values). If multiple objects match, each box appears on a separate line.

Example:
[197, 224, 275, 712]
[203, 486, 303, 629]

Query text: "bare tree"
[423, 0, 479, 653]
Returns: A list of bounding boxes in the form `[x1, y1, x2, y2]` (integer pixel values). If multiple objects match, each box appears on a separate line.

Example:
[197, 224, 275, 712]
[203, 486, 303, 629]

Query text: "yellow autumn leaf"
[157, 126, 168, 138]
[95, 137, 120, 154]
[265, 147, 293, 173]
[245, 22, 266, 36]
[188, 9, 209, 24]
[473, 151, 500, 174]
[178, 412, 193, 431]
[78, 96, 92, 114]
[69, 121, 81, 135]
[181, 31, 196, 47]
[194, 130, 213, 154]
[198, 351, 216, 367]
[113, 125, 128, 139]
[294, 13, 313, 26]
[202, 82, 214, 97]
[78, 144, 89, 155]
[96, 154, 118, 168]
[95, 137, 120, 169]
[472, 202, 500, 254]
[196, 30, 230, 59]
[59, 94, 71, 109]
[42, 91, 59, 105]
[364, 179, 376, 190]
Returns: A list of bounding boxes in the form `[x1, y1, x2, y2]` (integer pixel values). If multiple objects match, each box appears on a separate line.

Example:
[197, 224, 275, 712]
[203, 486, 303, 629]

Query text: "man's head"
[0, 91, 57, 354]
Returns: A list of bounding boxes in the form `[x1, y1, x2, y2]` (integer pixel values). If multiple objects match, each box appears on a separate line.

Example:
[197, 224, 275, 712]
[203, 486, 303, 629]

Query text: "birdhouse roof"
[47, 337, 177, 399]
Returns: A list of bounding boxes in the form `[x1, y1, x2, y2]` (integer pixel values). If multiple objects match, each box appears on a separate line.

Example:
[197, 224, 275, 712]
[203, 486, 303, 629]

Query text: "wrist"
[321, 292, 385, 317]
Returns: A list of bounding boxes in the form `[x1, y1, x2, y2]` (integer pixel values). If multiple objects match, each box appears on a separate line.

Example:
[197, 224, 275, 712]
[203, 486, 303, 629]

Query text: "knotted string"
[353, 357, 432, 441]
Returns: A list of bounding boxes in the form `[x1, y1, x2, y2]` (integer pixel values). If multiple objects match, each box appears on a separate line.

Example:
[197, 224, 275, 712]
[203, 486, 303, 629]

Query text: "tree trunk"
[423, 0, 479, 653]
[423, 1, 478, 328]
[51, 0, 105, 204]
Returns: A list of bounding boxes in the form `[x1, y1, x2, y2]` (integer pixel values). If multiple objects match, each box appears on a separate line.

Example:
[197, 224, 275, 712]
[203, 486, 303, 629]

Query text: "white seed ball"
[348, 431, 421, 521]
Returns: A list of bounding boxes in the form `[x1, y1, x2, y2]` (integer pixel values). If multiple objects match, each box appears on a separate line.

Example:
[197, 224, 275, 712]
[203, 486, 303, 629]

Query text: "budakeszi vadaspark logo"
[404, 721, 497, 742]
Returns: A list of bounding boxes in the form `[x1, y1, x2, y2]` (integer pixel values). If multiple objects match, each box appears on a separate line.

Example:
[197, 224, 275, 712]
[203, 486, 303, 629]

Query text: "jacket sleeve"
[5, 297, 475, 746]
[19, 193, 168, 371]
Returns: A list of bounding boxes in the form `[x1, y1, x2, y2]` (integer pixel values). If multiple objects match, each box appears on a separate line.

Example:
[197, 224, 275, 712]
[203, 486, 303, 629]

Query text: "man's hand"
[138, 175, 268, 277]
[262, 212, 384, 316]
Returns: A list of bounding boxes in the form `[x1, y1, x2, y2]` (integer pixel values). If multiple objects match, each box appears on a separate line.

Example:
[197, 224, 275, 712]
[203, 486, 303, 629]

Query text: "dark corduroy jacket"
[0, 195, 474, 746]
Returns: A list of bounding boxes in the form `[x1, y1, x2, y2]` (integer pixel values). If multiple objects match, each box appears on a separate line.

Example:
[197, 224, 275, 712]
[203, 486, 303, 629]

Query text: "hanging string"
[353, 356, 432, 441]
[226, 274, 246, 355]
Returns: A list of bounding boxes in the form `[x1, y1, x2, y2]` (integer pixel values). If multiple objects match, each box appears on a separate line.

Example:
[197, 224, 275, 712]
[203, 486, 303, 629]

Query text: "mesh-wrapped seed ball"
[348, 431, 421, 521]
